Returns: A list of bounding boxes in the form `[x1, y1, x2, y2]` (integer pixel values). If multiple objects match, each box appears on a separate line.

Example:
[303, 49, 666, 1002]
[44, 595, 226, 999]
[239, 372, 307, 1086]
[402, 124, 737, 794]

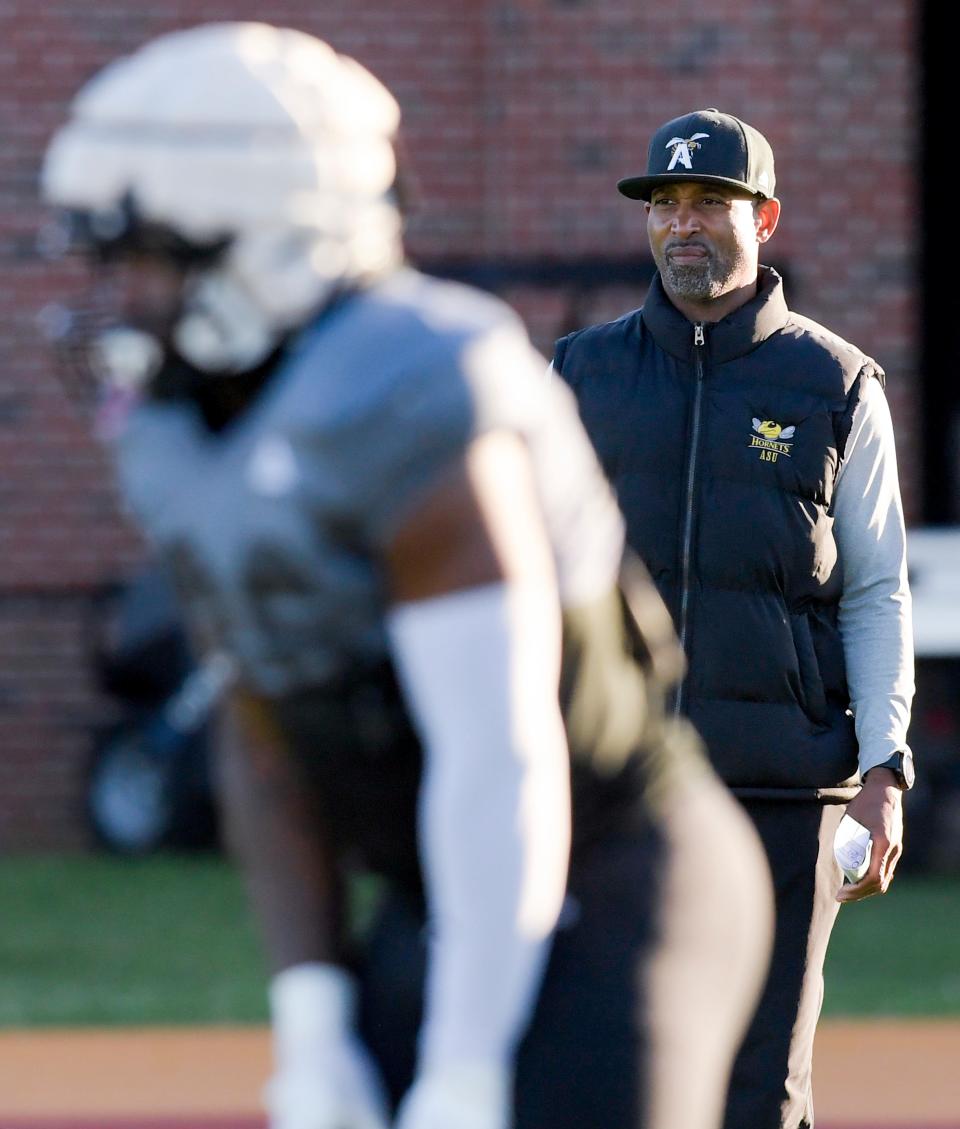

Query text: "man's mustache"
[664, 239, 711, 256]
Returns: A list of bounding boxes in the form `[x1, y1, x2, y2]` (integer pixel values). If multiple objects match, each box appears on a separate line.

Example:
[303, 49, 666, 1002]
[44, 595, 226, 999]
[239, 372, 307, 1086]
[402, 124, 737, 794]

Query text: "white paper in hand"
[834, 813, 872, 883]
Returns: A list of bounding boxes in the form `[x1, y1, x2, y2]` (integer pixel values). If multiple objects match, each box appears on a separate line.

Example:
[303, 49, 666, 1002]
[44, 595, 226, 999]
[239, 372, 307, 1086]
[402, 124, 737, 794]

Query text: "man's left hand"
[836, 767, 904, 903]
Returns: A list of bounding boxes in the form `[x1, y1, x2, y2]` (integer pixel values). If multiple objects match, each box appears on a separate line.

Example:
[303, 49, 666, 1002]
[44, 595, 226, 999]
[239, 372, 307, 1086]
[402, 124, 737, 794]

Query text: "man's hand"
[394, 1063, 511, 1129]
[836, 767, 904, 903]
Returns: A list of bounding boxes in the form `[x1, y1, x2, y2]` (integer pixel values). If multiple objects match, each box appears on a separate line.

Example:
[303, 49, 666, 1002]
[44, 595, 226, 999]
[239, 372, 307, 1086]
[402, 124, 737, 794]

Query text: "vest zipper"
[674, 321, 706, 716]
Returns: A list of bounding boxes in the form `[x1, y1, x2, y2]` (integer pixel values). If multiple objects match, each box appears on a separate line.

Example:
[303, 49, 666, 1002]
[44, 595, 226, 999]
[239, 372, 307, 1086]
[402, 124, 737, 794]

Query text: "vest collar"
[641, 265, 789, 363]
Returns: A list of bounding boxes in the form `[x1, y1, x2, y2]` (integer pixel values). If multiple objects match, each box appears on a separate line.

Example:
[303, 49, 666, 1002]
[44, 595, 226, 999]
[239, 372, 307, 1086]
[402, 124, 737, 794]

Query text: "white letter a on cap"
[666, 133, 709, 171]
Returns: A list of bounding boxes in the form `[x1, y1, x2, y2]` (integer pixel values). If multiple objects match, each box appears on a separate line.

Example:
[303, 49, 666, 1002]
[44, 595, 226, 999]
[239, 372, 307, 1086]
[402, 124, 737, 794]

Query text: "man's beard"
[656, 242, 747, 301]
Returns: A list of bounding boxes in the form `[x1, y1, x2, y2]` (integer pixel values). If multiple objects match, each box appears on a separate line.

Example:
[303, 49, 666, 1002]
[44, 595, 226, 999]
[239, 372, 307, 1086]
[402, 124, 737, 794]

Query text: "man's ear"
[756, 197, 781, 243]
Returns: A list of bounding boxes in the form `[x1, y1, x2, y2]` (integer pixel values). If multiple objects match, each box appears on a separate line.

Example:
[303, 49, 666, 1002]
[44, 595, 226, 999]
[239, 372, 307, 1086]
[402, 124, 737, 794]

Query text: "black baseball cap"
[617, 108, 776, 201]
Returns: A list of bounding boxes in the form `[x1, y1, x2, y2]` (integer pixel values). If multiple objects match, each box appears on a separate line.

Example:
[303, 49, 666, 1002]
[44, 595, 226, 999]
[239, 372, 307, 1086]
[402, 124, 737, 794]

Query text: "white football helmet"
[41, 22, 404, 378]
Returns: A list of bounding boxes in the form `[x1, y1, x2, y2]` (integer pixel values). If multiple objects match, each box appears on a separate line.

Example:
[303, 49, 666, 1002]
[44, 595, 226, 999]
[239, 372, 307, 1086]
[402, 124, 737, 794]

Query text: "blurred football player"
[41, 23, 773, 1129]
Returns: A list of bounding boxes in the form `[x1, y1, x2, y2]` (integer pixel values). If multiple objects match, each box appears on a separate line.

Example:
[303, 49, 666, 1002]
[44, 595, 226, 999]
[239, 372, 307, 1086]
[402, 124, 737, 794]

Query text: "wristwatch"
[865, 749, 915, 791]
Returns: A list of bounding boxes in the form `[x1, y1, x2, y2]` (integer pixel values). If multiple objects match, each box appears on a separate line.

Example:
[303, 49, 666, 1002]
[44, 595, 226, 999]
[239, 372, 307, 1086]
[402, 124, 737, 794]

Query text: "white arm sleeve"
[386, 582, 571, 1074]
[833, 378, 915, 774]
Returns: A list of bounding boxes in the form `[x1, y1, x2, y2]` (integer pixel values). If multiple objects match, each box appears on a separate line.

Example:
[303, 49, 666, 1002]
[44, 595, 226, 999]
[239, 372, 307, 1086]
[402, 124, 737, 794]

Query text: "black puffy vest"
[555, 267, 883, 798]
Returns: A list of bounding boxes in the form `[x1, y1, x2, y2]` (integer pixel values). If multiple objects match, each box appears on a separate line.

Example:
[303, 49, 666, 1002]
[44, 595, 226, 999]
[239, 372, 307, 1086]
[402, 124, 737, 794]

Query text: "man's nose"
[671, 204, 700, 235]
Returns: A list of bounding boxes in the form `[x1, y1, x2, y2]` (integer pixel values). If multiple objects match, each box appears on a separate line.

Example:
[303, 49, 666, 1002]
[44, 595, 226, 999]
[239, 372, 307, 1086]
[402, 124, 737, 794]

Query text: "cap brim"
[617, 172, 769, 201]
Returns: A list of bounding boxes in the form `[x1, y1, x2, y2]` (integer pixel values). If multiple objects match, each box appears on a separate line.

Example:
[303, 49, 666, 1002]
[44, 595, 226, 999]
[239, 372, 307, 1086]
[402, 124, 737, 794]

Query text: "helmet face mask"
[40, 22, 404, 385]
[37, 272, 157, 413]
[49, 196, 233, 268]
[37, 201, 226, 416]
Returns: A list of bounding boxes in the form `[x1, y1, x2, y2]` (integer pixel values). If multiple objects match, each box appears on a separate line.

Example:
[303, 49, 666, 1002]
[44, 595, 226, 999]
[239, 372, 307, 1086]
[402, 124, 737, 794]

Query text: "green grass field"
[823, 870, 960, 1016]
[0, 853, 958, 1026]
[0, 854, 266, 1026]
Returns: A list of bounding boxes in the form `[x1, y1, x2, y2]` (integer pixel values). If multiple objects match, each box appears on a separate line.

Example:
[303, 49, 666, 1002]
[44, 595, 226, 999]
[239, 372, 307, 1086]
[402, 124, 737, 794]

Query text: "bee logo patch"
[750, 418, 795, 463]
[665, 132, 710, 171]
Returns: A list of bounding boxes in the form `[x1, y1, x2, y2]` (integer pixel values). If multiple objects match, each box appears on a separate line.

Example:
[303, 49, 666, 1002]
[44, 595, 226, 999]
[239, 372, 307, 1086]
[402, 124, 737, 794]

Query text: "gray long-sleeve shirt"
[833, 377, 914, 774]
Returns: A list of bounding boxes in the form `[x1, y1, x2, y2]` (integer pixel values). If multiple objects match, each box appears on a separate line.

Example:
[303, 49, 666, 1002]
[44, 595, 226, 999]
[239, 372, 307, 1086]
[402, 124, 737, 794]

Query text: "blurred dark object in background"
[902, 657, 960, 874]
[84, 564, 221, 854]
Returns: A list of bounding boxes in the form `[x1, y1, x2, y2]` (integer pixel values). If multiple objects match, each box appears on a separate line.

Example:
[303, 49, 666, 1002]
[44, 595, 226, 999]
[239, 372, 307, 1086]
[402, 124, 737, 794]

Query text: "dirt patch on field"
[0, 1020, 957, 1126]
[814, 1019, 960, 1125]
[0, 1029, 269, 1119]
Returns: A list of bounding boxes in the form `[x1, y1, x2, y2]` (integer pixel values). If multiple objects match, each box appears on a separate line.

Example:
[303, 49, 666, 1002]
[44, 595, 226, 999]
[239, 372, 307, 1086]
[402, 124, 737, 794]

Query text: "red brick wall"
[0, 1, 919, 848]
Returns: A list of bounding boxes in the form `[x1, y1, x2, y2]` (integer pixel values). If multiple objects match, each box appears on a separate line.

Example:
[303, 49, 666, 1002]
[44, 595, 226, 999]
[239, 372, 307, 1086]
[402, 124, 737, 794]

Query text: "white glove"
[394, 1062, 512, 1129]
[264, 963, 390, 1129]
